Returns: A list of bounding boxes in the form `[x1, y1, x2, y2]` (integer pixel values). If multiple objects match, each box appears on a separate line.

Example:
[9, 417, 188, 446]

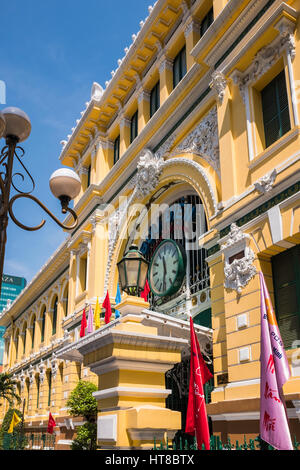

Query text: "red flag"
[47, 412, 56, 434]
[103, 292, 112, 324]
[185, 316, 213, 450]
[80, 308, 87, 337]
[141, 279, 150, 302]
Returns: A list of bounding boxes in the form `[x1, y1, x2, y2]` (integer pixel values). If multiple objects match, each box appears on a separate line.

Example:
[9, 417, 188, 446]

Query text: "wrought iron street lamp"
[117, 245, 149, 296]
[0, 106, 81, 296]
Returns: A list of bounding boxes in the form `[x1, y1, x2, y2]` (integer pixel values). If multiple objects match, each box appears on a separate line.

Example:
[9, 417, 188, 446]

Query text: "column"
[119, 114, 131, 155]
[77, 297, 192, 449]
[206, 252, 228, 406]
[92, 138, 113, 183]
[138, 89, 150, 130]
[211, 72, 237, 201]
[88, 210, 108, 300]
[184, 18, 200, 71]
[159, 55, 173, 105]
[68, 249, 77, 316]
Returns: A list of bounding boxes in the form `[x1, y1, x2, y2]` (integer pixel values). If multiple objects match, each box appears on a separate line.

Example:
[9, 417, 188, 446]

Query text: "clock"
[148, 239, 186, 297]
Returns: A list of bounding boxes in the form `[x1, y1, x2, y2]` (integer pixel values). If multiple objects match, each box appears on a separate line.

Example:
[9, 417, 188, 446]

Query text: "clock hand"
[162, 256, 167, 291]
[163, 256, 167, 275]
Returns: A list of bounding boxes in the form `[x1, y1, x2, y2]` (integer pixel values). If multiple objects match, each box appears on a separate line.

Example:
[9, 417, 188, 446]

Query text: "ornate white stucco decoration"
[28, 365, 35, 385]
[20, 371, 26, 391]
[173, 107, 220, 173]
[220, 223, 257, 295]
[254, 169, 277, 194]
[133, 148, 165, 199]
[154, 134, 176, 159]
[50, 354, 59, 380]
[210, 72, 228, 104]
[232, 20, 296, 102]
[91, 82, 104, 102]
[38, 361, 47, 384]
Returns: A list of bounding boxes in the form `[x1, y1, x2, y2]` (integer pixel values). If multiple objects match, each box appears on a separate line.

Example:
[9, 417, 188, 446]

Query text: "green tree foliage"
[0, 373, 21, 406]
[66, 380, 98, 421]
[70, 422, 97, 451]
[66, 380, 98, 451]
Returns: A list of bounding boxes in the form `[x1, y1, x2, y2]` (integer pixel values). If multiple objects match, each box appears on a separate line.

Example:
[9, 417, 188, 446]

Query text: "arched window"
[15, 330, 20, 360]
[36, 375, 40, 409]
[31, 315, 36, 349]
[47, 370, 52, 407]
[63, 286, 69, 317]
[22, 323, 27, 354]
[52, 296, 58, 335]
[41, 307, 46, 343]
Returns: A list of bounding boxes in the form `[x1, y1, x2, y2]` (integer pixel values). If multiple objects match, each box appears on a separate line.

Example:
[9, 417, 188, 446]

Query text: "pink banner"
[259, 271, 293, 450]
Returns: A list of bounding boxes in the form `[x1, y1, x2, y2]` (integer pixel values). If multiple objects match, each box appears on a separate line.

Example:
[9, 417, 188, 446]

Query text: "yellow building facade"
[0, 0, 300, 449]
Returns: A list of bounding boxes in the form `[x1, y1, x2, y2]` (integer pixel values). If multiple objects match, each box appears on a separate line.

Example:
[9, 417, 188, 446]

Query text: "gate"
[165, 358, 214, 447]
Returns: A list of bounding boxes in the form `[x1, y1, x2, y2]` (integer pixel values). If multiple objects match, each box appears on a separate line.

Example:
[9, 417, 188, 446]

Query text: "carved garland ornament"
[221, 223, 257, 295]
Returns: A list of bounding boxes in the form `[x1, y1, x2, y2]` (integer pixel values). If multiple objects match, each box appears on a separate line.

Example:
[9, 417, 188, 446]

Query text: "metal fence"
[2, 432, 27, 450]
[28, 433, 56, 450]
[1, 432, 55, 450]
[153, 434, 300, 451]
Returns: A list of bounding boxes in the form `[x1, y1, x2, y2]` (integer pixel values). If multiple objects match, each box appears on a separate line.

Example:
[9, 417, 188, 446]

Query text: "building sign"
[0, 274, 27, 314]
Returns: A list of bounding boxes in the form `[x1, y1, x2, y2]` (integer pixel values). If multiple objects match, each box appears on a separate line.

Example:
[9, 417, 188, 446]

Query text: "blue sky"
[0, 0, 154, 285]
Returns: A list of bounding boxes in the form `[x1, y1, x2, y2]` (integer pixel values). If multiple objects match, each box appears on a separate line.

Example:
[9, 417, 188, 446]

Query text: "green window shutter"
[114, 135, 120, 164]
[31, 319, 35, 349]
[48, 371, 52, 407]
[52, 297, 58, 336]
[173, 47, 186, 89]
[261, 70, 291, 148]
[36, 376, 40, 409]
[41, 309, 45, 343]
[150, 81, 160, 118]
[87, 165, 91, 187]
[130, 111, 138, 143]
[272, 245, 300, 350]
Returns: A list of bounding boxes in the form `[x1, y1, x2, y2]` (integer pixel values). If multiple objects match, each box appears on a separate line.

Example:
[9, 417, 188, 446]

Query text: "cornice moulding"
[220, 2, 298, 76]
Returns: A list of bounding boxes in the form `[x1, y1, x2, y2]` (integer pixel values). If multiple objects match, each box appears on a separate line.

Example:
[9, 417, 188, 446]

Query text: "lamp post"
[117, 244, 149, 296]
[0, 107, 81, 297]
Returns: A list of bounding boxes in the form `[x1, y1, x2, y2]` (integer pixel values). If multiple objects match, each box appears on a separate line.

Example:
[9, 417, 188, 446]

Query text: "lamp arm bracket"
[8, 193, 78, 231]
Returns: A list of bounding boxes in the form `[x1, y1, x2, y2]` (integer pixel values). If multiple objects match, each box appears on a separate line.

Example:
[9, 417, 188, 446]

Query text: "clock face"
[148, 239, 186, 297]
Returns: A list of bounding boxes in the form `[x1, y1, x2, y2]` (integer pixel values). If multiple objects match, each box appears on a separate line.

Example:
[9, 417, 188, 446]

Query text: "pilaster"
[184, 18, 200, 71]
[159, 56, 174, 105]
[215, 78, 237, 201]
[137, 89, 150, 131]
[119, 115, 131, 155]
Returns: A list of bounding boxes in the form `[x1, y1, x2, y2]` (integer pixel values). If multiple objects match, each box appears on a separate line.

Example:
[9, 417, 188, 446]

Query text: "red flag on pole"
[47, 412, 56, 434]
[141, 279, 150, 302]
[103, 292, 112, 324]
[80, 308, 87, 337]
[185, 316, 213, 450]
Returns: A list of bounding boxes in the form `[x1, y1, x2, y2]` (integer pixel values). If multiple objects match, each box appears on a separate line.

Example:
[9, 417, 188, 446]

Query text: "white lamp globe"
[2, 107, 31, 142]
[49, 168, 81, 200]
